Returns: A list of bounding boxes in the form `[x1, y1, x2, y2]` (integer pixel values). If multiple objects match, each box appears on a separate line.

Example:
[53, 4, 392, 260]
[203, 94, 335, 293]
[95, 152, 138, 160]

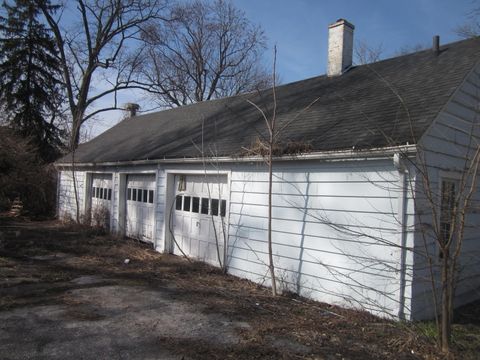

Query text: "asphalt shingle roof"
[60, 37, 480, 164]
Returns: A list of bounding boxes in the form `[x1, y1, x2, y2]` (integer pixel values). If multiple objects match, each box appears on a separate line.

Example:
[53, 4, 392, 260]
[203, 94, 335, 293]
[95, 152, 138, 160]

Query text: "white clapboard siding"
[228, 256, 409, 316]
[231, 163, 400, 183]
[228, 158, 414, 318]
[154, 166, 167, 251]
[111, 173, 120, 231]
[228, 241, 405, 282]
[58, 170, 86, 221]
[57, 160, 417, 318]
[413, 64, 480, 319]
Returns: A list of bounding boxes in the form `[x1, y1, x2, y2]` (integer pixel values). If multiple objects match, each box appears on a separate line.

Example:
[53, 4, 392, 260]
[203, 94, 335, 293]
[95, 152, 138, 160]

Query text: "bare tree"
[394, 43, 428, 56]
[413, 131, 480, 353]
[456, 4, 480, 38]
[139, 0, 270, 108]
[242, 45, 321, 296]
[35, 0, 168, 223]
[354, 39, 384, 65]
[365, 65, 480, 353]
[36, 0, 168, 149]
[244, 47, 279, 296]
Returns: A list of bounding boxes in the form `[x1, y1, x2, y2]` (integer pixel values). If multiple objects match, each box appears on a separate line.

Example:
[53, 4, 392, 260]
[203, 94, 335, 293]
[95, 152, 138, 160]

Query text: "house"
[55, 19, 480, 320]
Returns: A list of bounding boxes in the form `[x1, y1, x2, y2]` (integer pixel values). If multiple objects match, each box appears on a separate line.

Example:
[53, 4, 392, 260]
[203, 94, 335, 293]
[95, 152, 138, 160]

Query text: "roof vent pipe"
[433, 35, 440, 55]
[327, 19, 355, 77]
[125, 103, 140, 117]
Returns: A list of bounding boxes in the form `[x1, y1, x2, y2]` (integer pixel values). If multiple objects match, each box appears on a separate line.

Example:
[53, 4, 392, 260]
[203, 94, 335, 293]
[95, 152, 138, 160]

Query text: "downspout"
[394, 153, 408, 320]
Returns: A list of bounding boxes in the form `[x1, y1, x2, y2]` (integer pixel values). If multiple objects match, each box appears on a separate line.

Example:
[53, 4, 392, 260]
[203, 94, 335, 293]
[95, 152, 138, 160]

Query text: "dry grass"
[1, 216, 479, 359]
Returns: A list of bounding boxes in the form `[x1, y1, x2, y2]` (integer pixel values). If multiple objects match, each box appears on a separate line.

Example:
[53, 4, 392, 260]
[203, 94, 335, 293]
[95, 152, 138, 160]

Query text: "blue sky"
[91, 0, 477, 136]
[234, 0, 475, 83]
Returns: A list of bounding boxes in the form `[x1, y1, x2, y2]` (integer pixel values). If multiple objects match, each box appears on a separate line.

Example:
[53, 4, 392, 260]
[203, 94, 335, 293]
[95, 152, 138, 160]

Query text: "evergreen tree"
[0, 0, 63, 162]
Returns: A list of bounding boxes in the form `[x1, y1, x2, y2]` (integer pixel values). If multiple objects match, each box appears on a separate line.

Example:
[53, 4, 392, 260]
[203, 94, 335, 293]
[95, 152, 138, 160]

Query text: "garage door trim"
[164, 169, 231, 263]
[125, 172, 157, 243]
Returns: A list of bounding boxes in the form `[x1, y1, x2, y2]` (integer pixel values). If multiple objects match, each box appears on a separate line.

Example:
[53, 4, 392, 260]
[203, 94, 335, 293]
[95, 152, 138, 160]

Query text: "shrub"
[0, 127, 57, 217]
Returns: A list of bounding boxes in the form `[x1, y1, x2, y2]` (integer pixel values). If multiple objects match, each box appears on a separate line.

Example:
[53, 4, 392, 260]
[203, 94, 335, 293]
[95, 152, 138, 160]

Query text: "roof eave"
[54, 144, 417, 169]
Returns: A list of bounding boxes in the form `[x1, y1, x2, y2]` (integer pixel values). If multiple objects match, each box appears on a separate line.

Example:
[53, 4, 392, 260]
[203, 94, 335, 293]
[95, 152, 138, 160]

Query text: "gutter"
[55, 144, 417, 169]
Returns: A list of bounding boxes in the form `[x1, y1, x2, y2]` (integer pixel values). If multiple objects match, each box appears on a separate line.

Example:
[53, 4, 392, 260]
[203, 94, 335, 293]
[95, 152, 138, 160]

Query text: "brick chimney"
[327, 19, 355, 77]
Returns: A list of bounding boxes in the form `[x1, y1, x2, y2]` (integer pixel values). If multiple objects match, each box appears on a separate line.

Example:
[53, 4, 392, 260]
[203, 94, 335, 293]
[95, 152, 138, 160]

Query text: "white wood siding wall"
[58, 165, 166, 246]
[112, 172, 120, 231]
[413, 63, 480, 319]
[227, 160, 415, 318]
[57, 159, 416, 318]
[154, 166, 167, 252]
[57, 170, 86, 221]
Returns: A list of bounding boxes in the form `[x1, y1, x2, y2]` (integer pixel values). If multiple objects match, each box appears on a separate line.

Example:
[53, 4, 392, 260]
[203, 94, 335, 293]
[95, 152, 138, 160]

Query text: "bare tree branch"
[139, 0, 271, 109]
[36, 0, 169, 148]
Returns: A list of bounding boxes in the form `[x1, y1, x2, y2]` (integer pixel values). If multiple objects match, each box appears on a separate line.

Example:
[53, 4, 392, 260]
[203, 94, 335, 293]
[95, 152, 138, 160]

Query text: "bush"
[0, 127, 57, 217]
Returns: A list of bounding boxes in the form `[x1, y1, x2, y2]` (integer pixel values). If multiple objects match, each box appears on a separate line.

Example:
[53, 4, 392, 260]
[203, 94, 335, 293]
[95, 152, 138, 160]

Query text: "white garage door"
[172, 174, 228, 266]
[91, 173, 112, 228]
[126, 174, 156, 242]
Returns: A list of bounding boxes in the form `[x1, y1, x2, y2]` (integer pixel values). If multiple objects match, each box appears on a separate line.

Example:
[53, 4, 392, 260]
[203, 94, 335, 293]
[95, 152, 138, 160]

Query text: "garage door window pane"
[220, 200, 226, 217]
[108, 189, 112, 200]
[201, 198, 209, 214]
[92, 187, 96, 198]
[183, 196, 191, 211]
[143, 190, 148, 203]
[175, 195, 182, 210]
[96, 187, 100, 198]
[132, 188, 137, 201]
[100, 188, 104, 199]
[211, 199, 219, 216]
[148, 190, 154, 203]
[127, 188, 131, 200]
[137, 188, 142, 202]
[192, 197, 199, 213]
[104, 188, 108, 199]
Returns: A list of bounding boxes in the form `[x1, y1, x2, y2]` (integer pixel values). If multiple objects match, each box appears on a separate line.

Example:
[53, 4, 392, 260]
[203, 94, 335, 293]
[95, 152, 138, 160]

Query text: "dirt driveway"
[0, 218, 477, 359]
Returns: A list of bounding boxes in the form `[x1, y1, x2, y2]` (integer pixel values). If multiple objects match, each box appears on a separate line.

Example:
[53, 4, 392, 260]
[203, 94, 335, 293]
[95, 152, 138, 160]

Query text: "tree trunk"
[70, 150, 80, 224]
[441, 249, 451, 353]
[267, 147, 277, 296]
[69, 112, 82, 223]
